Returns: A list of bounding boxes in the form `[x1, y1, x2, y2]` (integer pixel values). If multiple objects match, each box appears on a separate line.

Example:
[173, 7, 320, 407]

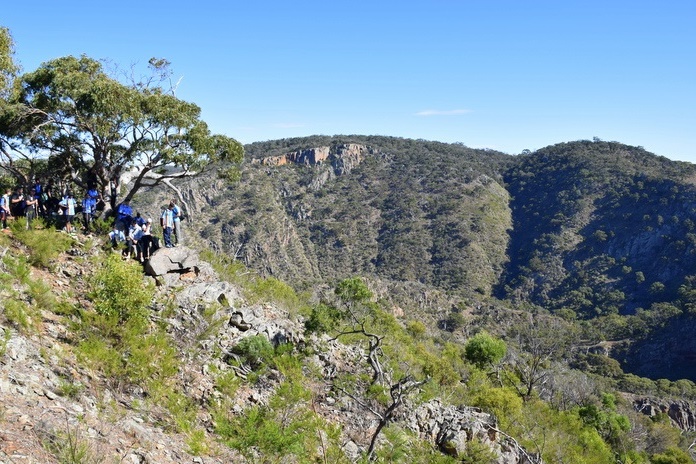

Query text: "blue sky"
[4, 1, 695, 162]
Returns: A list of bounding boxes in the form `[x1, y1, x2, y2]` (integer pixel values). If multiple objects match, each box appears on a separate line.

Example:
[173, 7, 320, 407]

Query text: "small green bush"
[232, 335, 274, 368]
[10, 220, 74, 268]
[305, 303, 344, 333]
[464, 331, 507, 368]
[90, 216, 113, 236]
[88, 253, 154, 323]
[4, 297, 34, 331]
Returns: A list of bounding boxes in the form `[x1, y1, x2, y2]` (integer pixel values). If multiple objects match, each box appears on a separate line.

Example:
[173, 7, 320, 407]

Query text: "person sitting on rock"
[108, 225, 126, 248]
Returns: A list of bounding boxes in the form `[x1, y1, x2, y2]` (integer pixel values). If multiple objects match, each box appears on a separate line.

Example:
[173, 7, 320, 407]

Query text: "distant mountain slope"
[499, 140, 696, 317]
[133, 136, 696, 380]
[234, 136, 512, 295]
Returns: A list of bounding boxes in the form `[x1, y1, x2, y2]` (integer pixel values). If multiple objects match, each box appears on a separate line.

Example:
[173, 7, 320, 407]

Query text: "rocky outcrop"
[405, 400, 542, 463]
[634, 397, 696, 431]
[144, 245, 200, 278]
[254, 143, 372, 176]
[332, 143, 371, 175]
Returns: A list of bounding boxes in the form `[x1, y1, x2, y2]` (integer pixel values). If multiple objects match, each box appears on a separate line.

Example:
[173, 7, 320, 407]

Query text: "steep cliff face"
[252, 142, 371, 176]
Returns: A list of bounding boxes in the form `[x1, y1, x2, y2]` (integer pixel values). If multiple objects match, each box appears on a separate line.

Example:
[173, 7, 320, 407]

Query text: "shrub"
[232, 335, 274, 369]
[10, 220, 74, 268]
[305, 303, 344, 333]
[88, 253, 154, 323]
[464, 331, 507, 368]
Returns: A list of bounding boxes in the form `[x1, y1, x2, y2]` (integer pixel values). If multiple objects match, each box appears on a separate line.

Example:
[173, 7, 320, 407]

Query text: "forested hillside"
[137, 136, 696, 384]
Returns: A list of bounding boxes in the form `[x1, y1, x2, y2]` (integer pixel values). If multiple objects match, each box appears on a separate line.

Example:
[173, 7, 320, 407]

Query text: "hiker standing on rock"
[138, 218, 154, 262]
[160, 203, 175, 248]
[171, 199, 183, 246]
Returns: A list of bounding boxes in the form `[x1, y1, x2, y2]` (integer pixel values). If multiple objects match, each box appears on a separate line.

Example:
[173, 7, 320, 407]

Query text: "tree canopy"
[0, 42, 243, 211]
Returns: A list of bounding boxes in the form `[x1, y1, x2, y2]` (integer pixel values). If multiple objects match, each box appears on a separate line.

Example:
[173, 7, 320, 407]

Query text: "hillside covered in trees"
[143, 136, 696, 382]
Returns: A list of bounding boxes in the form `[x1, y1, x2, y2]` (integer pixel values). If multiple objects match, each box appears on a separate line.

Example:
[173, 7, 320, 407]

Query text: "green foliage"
[90, 216, 113, 236]
[3, 297, 35, 331]
[305, 302, 344, 334]
[0, 27, 19, 95]
[231, 335, 274, 369]
[464, 331, 507, 368]
[513, 400, 616, 464]
[468, 377, 523, 427]
[0, 328, 9, 357]
[39, 423, 99, 464]
[650, 447, 692, 464]
[460, 438, 498, 464]
[57, 381, 84, 399]
[10, 220, 74, 268]
[202, 250, 305, 316]
[248, 275, 301, 312]
[88, 253, 154, 323]
[335, 276, 373, 304]
[406, 320, 427, 338]
[215, 371, 328, 462]
[578, 393, 632, 452]
[3, 54, 243, 209]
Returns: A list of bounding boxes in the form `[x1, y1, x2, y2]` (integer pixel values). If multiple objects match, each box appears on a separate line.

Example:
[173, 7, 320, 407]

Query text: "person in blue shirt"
[82, 192, 97, 233]
[115, 199, 133, 231]
[108, 225, 126, 248]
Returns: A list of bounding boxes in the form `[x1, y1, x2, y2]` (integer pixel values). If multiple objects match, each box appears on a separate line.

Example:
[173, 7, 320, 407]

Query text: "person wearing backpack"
[171, 199, 184, 246]
[115, 198, 133, 231]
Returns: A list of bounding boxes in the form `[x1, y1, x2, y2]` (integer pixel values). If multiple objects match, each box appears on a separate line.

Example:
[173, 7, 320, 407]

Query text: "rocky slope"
[0, 230, 536, 463]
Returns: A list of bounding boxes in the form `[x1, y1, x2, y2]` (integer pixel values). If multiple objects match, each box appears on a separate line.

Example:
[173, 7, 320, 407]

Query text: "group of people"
[1, 179, 186, 264]
[108, 198, 184, 262]
[0, 179, 103, 232]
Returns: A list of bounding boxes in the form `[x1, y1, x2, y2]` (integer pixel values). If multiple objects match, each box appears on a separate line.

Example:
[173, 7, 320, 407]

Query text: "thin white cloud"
[415, 109, 472, 116]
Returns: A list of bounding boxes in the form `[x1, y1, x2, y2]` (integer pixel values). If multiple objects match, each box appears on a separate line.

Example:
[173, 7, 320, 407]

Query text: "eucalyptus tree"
[0, 26, 37, 186]
[0, 52, 243, 213]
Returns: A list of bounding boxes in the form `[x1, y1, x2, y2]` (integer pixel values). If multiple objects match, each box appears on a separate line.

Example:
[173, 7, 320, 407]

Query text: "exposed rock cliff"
[253, 143, 372, 177]
[634, 397, 696, 432]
